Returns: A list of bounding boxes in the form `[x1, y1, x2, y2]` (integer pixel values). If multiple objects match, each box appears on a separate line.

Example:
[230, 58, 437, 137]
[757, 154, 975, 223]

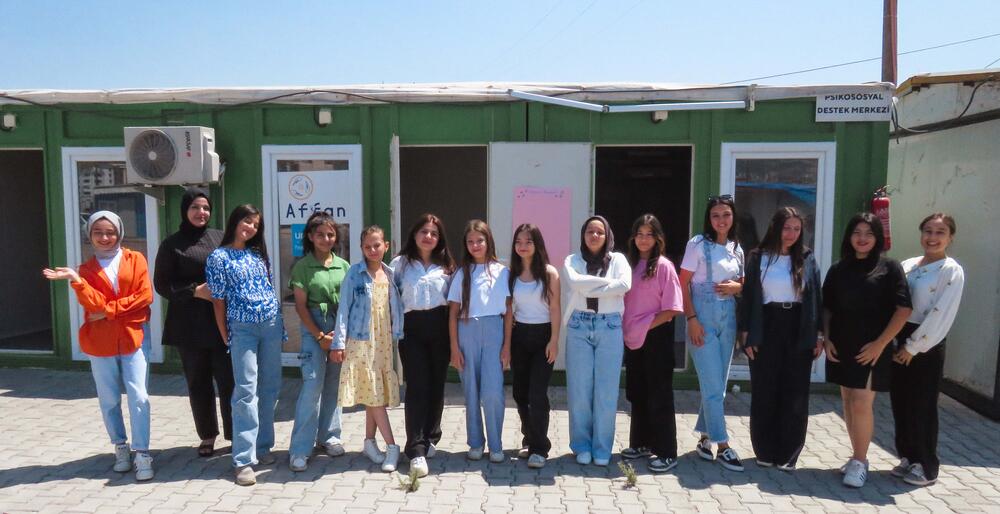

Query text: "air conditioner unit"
[124, 126, 220, 185]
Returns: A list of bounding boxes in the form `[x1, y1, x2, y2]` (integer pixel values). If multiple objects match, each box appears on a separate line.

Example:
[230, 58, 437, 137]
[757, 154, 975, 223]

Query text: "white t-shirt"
[512, 278, 550, 324]
[680, 235, 744, 284]
[96, 250, 123, 294]
[759, 253, 800, 304]
[447, 262, 510, 318]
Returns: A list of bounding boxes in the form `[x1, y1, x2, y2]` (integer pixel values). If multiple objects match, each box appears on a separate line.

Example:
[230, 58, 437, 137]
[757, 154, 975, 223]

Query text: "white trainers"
[410, 456, 429, 477]
[363, 438, 386, 464]
[322, 442, 346, 457]
[133, 452, 154, 481]
[289, 455, 308, 472]
[843, 458, 868, 488]
[489, 450, 505, 463]
[426, 443, 437, 459]
[113, 443, 132, 472]
[467, 446, 484, 461]
[527, 454, 546, 469]
[382, 444, 400, 472]
[235, 465, 256, 486]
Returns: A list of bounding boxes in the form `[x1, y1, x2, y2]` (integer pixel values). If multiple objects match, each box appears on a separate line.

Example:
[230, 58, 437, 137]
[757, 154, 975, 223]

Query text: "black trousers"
[748, 304, 814, 466]
[176, 344, 234, 441]
[624, 321, 677, 459]
[399, 306, 451, 459]
[891, 322, 944, 480]
[511, 321, 554, 457]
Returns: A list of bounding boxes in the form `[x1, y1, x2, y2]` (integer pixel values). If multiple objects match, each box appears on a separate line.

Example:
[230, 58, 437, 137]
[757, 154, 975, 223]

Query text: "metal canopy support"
[508, 89, 749, 114]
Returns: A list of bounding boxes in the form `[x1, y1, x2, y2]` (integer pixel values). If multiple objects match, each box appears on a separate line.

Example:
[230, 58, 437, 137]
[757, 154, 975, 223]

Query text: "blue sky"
[2, 0, 998, 89]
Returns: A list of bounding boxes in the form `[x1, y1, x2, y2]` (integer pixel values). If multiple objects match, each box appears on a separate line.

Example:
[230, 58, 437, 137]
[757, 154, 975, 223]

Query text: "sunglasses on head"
[708, 194, 734, 202]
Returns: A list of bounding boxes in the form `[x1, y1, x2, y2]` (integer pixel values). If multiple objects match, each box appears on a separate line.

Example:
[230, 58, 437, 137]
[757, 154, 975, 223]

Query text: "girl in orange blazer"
[44, 210, 155, 481]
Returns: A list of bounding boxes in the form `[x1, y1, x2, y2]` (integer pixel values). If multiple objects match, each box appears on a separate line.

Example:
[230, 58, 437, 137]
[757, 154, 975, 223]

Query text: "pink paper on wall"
[512, 186, 573, 267]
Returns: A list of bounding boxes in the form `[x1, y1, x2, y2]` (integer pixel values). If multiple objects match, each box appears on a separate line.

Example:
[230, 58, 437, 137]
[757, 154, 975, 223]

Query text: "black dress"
[154, 226, 225, 347]
[822, 256, 911, 391]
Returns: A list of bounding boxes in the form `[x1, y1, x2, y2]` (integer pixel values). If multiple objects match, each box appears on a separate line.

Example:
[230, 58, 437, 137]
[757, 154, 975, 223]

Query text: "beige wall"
[887, 119, 1000, 398]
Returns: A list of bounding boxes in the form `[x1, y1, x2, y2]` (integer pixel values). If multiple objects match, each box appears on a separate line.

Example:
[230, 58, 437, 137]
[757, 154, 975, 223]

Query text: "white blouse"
[562, 252, 632, 316]
[389, 256, 451, 313]
[512, 278, 551, 324]
[680, 235, 744, 284]
[901, 256, 965, 354]
[760, 253, 800, 304]
[447, 262, 510, 318]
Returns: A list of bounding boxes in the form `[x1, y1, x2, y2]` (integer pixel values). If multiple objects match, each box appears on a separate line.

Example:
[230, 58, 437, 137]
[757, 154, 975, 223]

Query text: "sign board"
[815, 92, 892, 122]
[291, 224, 305, 257]
[277, 170, 356, 225]
[511, 186, 573, 268]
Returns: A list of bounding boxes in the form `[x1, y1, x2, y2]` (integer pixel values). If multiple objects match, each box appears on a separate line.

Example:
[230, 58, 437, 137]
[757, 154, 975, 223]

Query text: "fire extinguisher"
[871, 186, 891, 251]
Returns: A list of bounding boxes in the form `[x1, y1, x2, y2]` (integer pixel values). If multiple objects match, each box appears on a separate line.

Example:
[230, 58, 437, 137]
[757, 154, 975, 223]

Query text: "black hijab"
[179, 187, 212, 237]
[580, 215, 614, 276]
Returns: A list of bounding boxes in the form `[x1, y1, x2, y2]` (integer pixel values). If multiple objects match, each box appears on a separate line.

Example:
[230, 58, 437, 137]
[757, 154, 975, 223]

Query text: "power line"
[475, 0, 566, 77]
[722, 31, 1000, 85]
[544, 0, 648, 66]
[986, 55, 1000, 68]
[498, 0, 600, 77]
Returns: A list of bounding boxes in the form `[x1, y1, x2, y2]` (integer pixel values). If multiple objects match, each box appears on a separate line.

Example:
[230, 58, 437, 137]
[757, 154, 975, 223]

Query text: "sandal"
[198, 439, 215, 457]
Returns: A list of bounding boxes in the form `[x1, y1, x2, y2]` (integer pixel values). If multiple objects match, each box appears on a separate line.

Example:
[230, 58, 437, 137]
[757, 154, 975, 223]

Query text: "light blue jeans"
[89, 342, 151, 451]
[688, 282, 737, 443]
[230, 315, 284, 467]
[457, 315, 505, 453]
[289, 308, 343, 458]
[565, 310, 624, 462]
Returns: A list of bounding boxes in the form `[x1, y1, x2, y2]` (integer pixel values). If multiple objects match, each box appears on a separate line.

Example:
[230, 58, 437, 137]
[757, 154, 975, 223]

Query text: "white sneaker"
[363, 438, 385, 464]
[410, 456, 429, 477]
[843, 459, 868, 488]
[527, 454, 546, 469]
[234, 465, 256, 486]
[322, 442, 346, 457]
[133, 452, 154, 481]
[289, 455, 308, 472]
[426, 443, 437, 459]
[113, 443, 132, 472]
[489, 450, 505, 463]
[382, 444, 400, 472]
[467, 446, 484, 461]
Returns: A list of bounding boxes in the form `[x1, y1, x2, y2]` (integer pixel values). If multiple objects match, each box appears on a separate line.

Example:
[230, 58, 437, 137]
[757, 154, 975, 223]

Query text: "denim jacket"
[333, 261, 404, 350]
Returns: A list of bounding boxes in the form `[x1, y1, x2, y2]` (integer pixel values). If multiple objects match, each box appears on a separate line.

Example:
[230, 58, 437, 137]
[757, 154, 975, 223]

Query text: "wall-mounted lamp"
[651, 111, 669, 123]
[1, 113, 15, 131]
[316, 108, 333, 127]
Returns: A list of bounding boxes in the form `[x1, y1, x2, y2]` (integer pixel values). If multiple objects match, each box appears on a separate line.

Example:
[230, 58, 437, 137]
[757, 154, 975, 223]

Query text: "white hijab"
[86, 210, 124, 259]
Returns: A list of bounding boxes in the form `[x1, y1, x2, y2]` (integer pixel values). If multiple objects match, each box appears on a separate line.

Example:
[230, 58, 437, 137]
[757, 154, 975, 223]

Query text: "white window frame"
[60, 147, 164, 363]
[720, 141, 836, 382]
[261, 144, 363, 367]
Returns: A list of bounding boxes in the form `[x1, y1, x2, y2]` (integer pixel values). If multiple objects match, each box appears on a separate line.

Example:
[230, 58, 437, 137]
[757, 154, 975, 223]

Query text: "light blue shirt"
[389, 255, 452, 313]
[447, 262, 510, 318]
[205, 247, 280, 324]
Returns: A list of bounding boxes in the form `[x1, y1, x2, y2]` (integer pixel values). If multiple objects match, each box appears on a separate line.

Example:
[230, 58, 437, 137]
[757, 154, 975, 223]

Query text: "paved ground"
[0, 368, 998, 513]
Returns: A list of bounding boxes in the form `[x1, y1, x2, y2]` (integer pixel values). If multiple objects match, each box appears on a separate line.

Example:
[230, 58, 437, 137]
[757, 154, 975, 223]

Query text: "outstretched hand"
[42, 267, 80, 283]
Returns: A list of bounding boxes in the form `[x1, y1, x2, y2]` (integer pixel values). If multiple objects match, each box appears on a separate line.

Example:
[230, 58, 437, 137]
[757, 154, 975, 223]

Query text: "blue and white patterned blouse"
[206, 246, 280, 324]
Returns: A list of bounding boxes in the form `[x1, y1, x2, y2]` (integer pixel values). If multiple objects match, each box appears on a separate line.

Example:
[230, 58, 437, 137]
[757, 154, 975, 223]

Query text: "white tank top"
[512, 278, 550, 324]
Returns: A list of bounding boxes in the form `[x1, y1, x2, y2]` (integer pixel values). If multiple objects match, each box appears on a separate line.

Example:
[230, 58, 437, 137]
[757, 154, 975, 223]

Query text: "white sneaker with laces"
[113, 443, 132, 473]
[842, 459, 868, 488]
[410, 456, 429, 477]
[133, 452, 154, 481]
[323, 442, 346, 457]
[363, 438, 386, 464]
[382, 444, 400, 472]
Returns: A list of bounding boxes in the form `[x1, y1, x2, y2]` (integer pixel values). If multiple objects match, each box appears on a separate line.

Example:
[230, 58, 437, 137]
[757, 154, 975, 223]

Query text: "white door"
[487, 142, 593, 370]
[61, 147, 164, 363]
[720, 142, 836, 382]
[261, 145, 364, 366]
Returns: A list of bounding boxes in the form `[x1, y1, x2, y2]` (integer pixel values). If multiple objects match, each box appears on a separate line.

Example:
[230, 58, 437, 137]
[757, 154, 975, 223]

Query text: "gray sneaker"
[527, 454, 546, 469]
[289, 455, 308, 472]
[113, 443, 132, 473]
[890, 458, 911, 478]
[235, 465, 256, 486]
[842, 459, 868, 488]
[257, 452, 276, 466]
[322, 442, 346, 457]
[903, 463, 935, 486]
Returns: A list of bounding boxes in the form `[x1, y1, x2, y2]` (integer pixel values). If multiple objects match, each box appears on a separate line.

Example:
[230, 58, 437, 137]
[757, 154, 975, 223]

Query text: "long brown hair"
[755, 206, 807, 292]
[459, 219, 498, 318]
[397, 213, 455, 272]
[508, 224, 552, 304]
[626, 213, 666, 279]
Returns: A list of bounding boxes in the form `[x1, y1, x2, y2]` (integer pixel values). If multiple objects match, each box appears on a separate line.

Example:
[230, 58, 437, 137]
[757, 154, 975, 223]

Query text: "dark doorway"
[0, 150, 52, 351]
[595, 146, 692, 369]
[398, 147, 488, 258]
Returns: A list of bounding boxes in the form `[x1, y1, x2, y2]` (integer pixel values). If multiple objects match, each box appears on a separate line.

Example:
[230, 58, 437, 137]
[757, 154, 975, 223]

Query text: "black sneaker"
[648, 456, 678, 473]
[695, 437, 714, 461]
[717, 447, 744, 472]
[621, 447, 652, 460]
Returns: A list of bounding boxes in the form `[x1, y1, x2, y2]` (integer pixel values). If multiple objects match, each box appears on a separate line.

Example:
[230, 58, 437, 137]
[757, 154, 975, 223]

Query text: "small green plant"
[398, 468, 421, 493]
[618, 461, 637, 489]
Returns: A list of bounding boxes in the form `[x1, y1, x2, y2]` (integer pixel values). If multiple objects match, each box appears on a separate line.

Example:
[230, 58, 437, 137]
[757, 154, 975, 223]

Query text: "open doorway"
[0, 150, 52, 352]
[595, 146, 693, 369]
[398, 146, 487, 257]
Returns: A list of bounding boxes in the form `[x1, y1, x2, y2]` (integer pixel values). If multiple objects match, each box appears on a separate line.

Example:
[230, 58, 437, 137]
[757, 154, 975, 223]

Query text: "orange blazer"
[71, 248, 153, 357]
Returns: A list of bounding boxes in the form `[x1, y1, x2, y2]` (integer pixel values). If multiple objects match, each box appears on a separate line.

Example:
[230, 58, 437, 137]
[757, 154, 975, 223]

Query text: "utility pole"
[882, 0, 898, 84]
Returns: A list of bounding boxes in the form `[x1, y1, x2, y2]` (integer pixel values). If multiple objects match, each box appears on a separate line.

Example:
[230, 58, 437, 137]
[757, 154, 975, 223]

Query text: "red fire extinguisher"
[871, 186, 891, 251]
